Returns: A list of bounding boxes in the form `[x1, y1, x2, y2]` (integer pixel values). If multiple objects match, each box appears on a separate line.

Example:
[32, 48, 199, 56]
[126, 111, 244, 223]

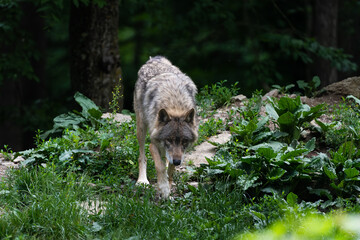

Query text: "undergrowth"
[0, 84, 360, 239]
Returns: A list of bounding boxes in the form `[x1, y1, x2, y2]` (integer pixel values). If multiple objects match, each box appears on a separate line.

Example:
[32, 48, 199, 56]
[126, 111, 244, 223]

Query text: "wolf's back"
[137, 56, 183, 83]
[134, 56, 197, 130]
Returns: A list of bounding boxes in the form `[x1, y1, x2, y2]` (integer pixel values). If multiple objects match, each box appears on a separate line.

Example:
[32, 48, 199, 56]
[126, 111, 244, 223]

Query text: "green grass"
[0, 167, 93, 239]
[0, 167, 322, 239]
[1, 87, 360, 239]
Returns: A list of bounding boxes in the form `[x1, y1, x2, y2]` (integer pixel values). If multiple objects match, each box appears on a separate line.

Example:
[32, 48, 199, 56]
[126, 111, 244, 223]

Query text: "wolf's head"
[153, 108, 198, 166]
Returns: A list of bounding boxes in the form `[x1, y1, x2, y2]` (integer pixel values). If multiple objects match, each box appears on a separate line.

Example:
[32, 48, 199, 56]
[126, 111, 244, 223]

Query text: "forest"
[1, 0, 359, 150]
[0, 0, 360, 239]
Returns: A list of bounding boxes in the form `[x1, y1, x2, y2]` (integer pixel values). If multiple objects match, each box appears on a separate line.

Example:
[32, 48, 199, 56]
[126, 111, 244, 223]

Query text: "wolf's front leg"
[167, 163, 175, 188]
[136, 116, 149, 185]
[149, 143, 170, 198]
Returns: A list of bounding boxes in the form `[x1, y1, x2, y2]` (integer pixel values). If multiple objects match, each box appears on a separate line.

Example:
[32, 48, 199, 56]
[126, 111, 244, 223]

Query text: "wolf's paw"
[136, 179, 150, 186]
[158, 182, 171, 198]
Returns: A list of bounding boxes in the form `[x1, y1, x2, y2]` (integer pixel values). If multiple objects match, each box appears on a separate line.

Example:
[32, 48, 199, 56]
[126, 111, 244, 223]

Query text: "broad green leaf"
[346, 95, 360, 105]
[21, 157, 36, 166]
[256, 147, 277, 159]
[278, 96, 301, 113]
[302, 104, 325, 122]
[265, 103, 279, 120]
[312, 76, 321, 88]
[236, 175, 260, 191]
[295, 104, 311, 117]
[308, 187, 332, 200]
[272, 84, 281, 89]
[254, 131, 273, 142]
[268, 168, 286, 180]
[286, 192, 298, 205]
[285, 84, 295, 91]
[241, 156, 258, 164]
[256, 116, 269, 130]
[248, 141, 285, 152]
[207, 168, 225, 176]
[100, 139, 111, 151]
[344, 160, 353, 169]
[281, 148, 307, 161]
[88, 108, 102, 119]
[59, 150, 72, 162]
[273, 131, 288, 139]
[278, 112, 295, 125]
[74, 92, 100, 116]
[305, 137, 316, 153]
[324, 166, 337, 180]
[297, 80, 308, 90]
[292, 127, 301, 141]
[53, 113, 84, 127]
[187, 184, 197, 193]
[344, 168, 360, 179]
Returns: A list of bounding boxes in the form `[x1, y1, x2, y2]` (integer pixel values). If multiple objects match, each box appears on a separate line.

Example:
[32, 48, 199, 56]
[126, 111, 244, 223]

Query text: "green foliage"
[0, 165, 307, 239]
[321, 96, 360, 148]
[197, 118, 226, 145]
[0, 0, 38, 84]
[272, 84, 295, 94]
[1, 85, 360, 239]
[297, 76, 322, 97]
[19, 93, 142, 182]
[265, 33, 357, 73]
[41, 92, 105, 139]
[236, 212, 360, 240]
[0, 167, 92, 239]
[109, 77, 123, 114]
[0, 145, 13, 161]
[197, 80, 240, 116]
[198, 91, 360, 209]
[266, 95, 325, 143]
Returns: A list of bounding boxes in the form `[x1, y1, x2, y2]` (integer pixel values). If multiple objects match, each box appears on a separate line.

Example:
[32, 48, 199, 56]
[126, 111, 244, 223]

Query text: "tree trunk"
[314, 0, 338, 87]
[69, 0, 122, 111]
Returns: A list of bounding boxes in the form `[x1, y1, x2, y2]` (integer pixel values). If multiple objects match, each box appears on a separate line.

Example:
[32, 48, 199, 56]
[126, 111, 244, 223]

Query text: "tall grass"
[0, 167, 93, 239]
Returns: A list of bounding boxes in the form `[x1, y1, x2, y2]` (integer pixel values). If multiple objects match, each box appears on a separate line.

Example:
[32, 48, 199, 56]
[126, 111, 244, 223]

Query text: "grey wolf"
[133, 56, 198, 198]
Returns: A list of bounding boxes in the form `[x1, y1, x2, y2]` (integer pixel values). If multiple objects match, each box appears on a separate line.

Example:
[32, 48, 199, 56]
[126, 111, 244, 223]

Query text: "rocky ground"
[0, 76, 358, 179]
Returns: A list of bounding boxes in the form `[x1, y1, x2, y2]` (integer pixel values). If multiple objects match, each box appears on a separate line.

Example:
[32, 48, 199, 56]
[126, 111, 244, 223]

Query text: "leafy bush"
[41, 92, 105, 139]
[297, 76, 321, 97]
[321, 96, 360, 148]
[197, 80, 240, 116]
[19, 93, 144, 182]
[266, 95, 325, 143]
[198, 92, 360, 208]
[197, 118, 226, 145]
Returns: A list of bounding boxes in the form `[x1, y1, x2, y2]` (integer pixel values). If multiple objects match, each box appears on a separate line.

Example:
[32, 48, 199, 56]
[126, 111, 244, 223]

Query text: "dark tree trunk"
[314, 0, 338, 87]
[69, 0, 122, 111]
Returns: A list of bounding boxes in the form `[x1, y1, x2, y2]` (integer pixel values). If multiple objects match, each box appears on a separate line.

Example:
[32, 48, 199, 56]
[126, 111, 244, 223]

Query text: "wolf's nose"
[173, 159, 181, 166]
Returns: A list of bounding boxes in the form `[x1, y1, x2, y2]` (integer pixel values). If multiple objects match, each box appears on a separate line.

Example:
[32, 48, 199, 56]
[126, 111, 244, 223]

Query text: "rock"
[13, 156, 24, 163]
[324, 76, 360, 98]
[231, 94, 247, 103]
[185, 132, 232, 167]
[101, 113, 132, 124]
[1, 161, 17, 168]
[262, 89, 279, 101]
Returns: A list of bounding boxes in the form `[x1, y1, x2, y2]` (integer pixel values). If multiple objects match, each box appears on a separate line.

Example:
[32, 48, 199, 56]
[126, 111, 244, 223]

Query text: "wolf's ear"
[158, 109, 170, 124]
[185, 108, 195, 125]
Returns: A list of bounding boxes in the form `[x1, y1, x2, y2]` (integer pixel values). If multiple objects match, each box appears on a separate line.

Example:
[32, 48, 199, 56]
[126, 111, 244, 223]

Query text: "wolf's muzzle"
[173, 159, 181, 166]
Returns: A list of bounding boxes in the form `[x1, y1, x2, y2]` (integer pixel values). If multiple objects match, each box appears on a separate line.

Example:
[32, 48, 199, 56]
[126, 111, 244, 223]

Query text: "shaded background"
[1, 0, 359, 151]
